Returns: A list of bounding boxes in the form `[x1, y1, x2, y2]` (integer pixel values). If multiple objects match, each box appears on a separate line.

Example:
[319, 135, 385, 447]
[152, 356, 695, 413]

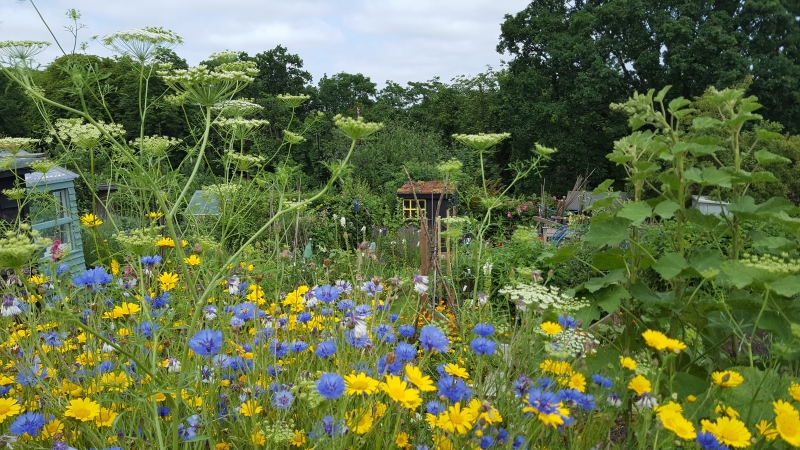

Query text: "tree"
[497, 0, 800, 195]
[314, 72, 377, 115]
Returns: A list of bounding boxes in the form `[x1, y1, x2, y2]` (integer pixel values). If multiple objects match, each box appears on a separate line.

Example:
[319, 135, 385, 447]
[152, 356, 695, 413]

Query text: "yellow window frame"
[402, 199, 426, 219]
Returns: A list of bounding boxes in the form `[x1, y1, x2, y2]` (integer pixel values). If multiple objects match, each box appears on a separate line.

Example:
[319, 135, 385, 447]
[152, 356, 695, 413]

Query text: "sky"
[1, 0, 531, 89]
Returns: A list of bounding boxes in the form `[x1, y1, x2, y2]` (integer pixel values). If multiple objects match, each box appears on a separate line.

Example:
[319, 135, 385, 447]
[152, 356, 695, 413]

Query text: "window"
[402, 199, 426, 219]
[29, 188, 75, 257]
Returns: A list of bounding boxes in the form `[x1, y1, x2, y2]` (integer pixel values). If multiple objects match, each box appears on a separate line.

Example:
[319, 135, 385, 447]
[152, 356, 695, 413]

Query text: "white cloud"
[0, 0, 530, 87]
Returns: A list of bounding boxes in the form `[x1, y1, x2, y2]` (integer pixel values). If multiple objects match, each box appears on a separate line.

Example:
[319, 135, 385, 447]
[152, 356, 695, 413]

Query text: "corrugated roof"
[0, 151, 46, 170]
[397, 180, 456, 195]
[25, 167, 79, 186]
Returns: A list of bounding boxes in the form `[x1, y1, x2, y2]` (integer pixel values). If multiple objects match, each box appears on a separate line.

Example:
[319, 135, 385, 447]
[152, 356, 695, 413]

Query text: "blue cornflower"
[480, 435, 496, 449]
[344, 330, 370, 348]
[229, 317, 245, 328]
[320, 307, 333, 317]
[437, 375, 472, 403]
[296, 311, 312, 324]
[398, 325, 415, 338]
[575, 393, 596, 410]
[378, 354, 403, 376]
[696, 432, 728, 450]
[316, 340, 337, 358]
[188, 329, 223, 357]
[337, 299, 354, 311]
[419, 325, 449, 352]
[536, 377, 556, 390]
[313, 284, 342, 303]
[9, 411, 45, 437]
[269, 339, 289, 358]
[473, 323, 495, 337]
[73, 266, 113, 287]
[512, 435, 528, 450]
[43, 331, 63, 348]
[514, 375, 532, 398]
[229, 302, 263, 321]
[140, 255, 162, 265]
[148, 292, 170, 309]
[558, 315, 578, 329]
[310, 415, 346, 438]
[354, 304, 371, 316]
[557, 388, 584, 404]
[272, 390, 294, 409]
[360, 280, 383, 297]
[56, 263, 69, 276]
[591, 373, 613, 388]
[138, 321, 157, 338]
[316, 373, 345, 400]
[390, 313, 399, 322]
[158, 406, 171, 417]
[470, 337, 496, 355]
[394, 342, 417, 361]
[373, 324, 396, 344]
[290, 341, 309, 353]
[526, 388, 560, 415]
[425, 400, 445, 415]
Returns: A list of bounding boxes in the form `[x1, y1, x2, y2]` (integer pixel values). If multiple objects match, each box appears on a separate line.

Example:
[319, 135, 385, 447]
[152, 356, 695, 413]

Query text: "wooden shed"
[0, 151, 38, 222]
[396, 180, 458, 229]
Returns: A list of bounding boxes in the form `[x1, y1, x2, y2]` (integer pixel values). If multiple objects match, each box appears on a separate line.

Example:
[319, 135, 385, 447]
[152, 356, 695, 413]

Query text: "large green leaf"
[592, 248, 626, 270]
[583, 269, 626, 293]
[595, 284, 629, 313]
[652, 252, 689, 280]
[701, 167, 732, 188]
[583, 217, 631, 248]
[616, 201, 651, 225]
[654, 199, 680, 219]
[768, 275, 800, 297]
[692, 117, 723, 130]
[754, 149, 791, 165]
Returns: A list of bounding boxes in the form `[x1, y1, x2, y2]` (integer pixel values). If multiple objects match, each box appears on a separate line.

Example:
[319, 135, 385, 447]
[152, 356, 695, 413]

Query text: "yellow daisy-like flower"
[541, 321, 563, 335]
[774, 399, 796, 416]
[404, 365, 436, 392]
[344, 372, 379, 395]
[64, 397, 101, 422]
[379, 375, 422, 410]
[250, 431, 266, 446]
[701, 416, 752, 448]
[395, 431, 412, 449]
[568, 373, 586, 392]
[540, 360, 574, 378]
[664, 338, 687, 353]
[155, 237, 175, 248]
[659, 410, 697, 440]
[715, 404, 740, 419]
[216, 443, 233, 450]
[437, 402, 475, 435]
[146, 211, 163, 220]
[104, 302, 141, 319]
[110, 259, 120, 276]
[642, 329, 669, 351]
[775, 406, 800, 447]
[788, 382, 800, 402]
[184, 254, 201, 266]
[80, 213, 103, 228]
[628, 375, 652, 396]
[620, 356, 637, 370]
[0, 397, 22, 423]
[711, 370, 744, 388]
[345, 408, 374, 434]
[95, 407, 118, 427]
[444, 363, 469, 379]
[755, 419, 779, 442]
[158, 271, 179, 291]
[28, 274, 50, 285]
[289, 430, 306, 447]
[240, 400, 262, 417]
[41, 418, 64, 439]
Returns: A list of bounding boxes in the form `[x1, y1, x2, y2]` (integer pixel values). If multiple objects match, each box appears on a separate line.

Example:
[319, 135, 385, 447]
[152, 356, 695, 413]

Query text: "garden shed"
[0, 151, 38, 222]
[396, 180, 458, 229]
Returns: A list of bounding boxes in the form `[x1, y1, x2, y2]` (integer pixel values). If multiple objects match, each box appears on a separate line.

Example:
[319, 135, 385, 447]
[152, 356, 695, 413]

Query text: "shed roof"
[0, 151, 46, 170]
[397, 180, 456, 195]
[25, 167, 79, 186]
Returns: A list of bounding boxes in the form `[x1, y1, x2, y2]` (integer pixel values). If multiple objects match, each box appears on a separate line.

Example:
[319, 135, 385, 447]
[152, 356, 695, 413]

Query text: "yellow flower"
[437, 402, 475, 435]
[687, 394, 697, 403]
[158, 272, 179, 291]
[251, 430, 266, 446]
[104, 302, 141, 319]
[712, 370, 744, 388]
[28, 274, 50, 285]
[155, 237, 175, 248]
[620, 356, 637, 370]
[655, 401, 683, 416]
[568, 373, 586, 392]
[659, 411, 696, 440]
[147, 211, 163, 220]
[41, 418, 64, 438]
[701, 416, 752, 448]
[345, 408, 374, 434]
[240, 400, 262, 417]
[444, 363, 469, 379]
[344, 372, 379, 395]
[95, 407, 118, 427]
[64, 397, 101, 421]
[0, 397, 21, 423]
[774, 399, 796, 416]
[755, 419, 778, 442]
[81, 213, 103, 228]
[395, 431, 412, 449]
[541, 321, 563, 335]
[664, 338, 687, 353]
[642, 329, 669, 350]
[110, 259, 120, 275]
[289, 430, 306, 447]
[788, 382, 800, 402]
[715, 404, 740, 419]
[628, 375, 652, 396]
[184, 255, 201, 266]
[215, 443, 232, 450]
[379, 375, 422, 409]
[404, 365, 436, 392]
[775, 406, 800, 447]
[540, 360, 574, 377]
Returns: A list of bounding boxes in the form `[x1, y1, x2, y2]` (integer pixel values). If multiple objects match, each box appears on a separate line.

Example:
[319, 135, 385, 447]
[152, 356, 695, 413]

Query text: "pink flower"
[523, 205, 528, 211]
[552, 196, 557, 201]
[507, 212, 512, 218]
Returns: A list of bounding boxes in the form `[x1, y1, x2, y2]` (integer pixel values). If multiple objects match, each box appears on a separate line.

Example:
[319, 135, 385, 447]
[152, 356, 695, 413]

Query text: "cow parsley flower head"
[452, 133, 510, 153]
[0, 40, 50, 65]
[334, 115, 384, 140]
[276, 94, 310, 108]
[102, 27, 182, 63]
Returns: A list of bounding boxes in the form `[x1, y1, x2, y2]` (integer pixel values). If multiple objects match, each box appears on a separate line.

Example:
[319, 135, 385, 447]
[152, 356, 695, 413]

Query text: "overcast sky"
[1, 0, 530, 89]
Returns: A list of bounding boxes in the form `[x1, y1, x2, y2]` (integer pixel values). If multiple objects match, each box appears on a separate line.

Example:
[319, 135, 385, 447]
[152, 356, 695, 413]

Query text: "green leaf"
[654, 199, 680, 219]
[583, 269, 626, 293]
[730, 170, 779, 183]
[583, 217, 632, 248]
[592, 248, 626, 270]
[616, 201, 652, 225]
[689, 249, 724, 280]
[687, 142, 724, 157]
[652, 252, 689, 280]
[672, 372, 710, 398]
[754, 149, 791, 165]
[668, 97, 691, 113]
[752, 236, 794, 251]
[541, 244, 576, 265]
[654, 85, 671, 103]
[586, 194, 619, 211]
[683, 168, 703, 184]
[701, 167, 732, 188]
[768, 275, 800, 297]
[592, 179, 614, 195]
[756, 129, 783, 140]
[595, 284, 629, 313]
[692, 117, 723, 130]
[630, 282, 676, 307]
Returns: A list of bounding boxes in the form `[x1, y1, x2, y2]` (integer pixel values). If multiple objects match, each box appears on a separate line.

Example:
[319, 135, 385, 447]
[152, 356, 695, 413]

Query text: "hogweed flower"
[53, 118, 125, 149]
[159, 56, 258, 107]
[452, 132, 510, 153]
[277, 94, 310, 108]
[101, 27, 182, 63]
[0, 137, 38, 153]
[283, 130, 305, 145]
[130, 135, 182, 158]
[212, 98, 263, 117]
[0, 40, 50, 65]
[334, 115, 384, 140]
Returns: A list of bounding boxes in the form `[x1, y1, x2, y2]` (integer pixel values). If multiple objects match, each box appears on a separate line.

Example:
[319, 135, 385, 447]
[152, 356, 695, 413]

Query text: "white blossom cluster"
[52, 118, 125, 149]
[225, 151, 264, 171]
[0, 40, 50, 65]
[212, 99, 263, 117]
[452, 132, 510, 153]
[740, 252, 800, 276]
[333, 114, 384, 140]
[101, 27, 182, 62]
[130, 135, 182, 158]
[546, 327, 600, 358]
[500, 282, 589, 312]
[282, 130, 305, 145]
[0, 137, 38, 152]
[159, 58, 258, 107]
[276, 94, 310, 108]
[204, 183, 240, 199]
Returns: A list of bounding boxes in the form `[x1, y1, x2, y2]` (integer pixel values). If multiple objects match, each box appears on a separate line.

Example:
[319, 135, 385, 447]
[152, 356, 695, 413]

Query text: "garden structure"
[396, 180, 457, 229]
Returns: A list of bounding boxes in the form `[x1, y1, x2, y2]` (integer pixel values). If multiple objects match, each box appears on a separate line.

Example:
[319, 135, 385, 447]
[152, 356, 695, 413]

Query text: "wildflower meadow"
[1, 4, 800, 450]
